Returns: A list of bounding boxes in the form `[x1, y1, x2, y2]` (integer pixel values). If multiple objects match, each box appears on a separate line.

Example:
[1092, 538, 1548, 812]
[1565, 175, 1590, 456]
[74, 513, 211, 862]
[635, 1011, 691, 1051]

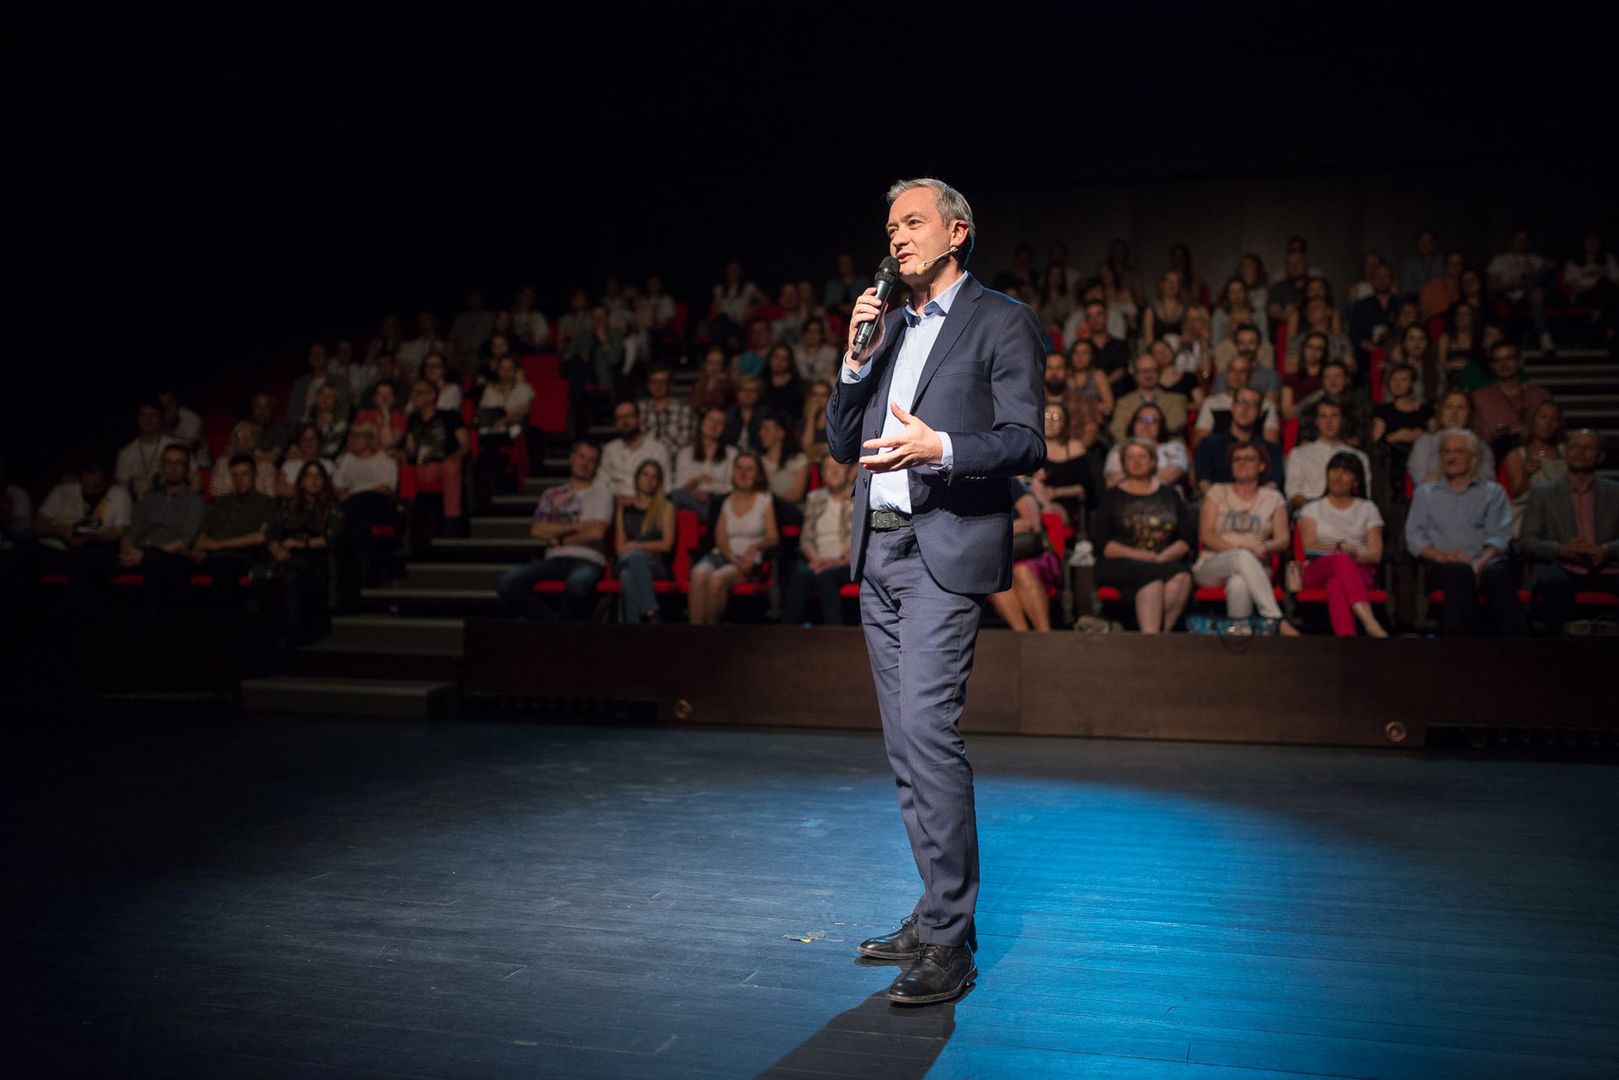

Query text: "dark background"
[12, 5, 1609, 488]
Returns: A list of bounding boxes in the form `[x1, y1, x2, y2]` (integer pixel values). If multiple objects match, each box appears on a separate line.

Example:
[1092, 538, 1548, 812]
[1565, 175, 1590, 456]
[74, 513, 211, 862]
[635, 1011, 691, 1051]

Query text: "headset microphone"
[916, 245, 959, 271]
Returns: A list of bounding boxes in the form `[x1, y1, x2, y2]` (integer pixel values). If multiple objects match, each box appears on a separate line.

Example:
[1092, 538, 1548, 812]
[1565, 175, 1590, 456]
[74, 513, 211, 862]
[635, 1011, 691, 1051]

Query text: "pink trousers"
[1302, 553, 1375, 636]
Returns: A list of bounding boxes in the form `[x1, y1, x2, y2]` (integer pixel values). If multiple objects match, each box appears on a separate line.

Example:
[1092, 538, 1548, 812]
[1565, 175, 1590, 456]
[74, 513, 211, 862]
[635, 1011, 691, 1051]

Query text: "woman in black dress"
[1033, 401, 1103, 535]
[1094, 437, 1196, 633]
[264, 461, 342, 644]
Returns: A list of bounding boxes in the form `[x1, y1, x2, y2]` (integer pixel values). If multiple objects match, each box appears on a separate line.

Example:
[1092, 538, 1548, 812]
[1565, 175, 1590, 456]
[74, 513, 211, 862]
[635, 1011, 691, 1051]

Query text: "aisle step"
[241, 676, 457, 719]
[324, 614, 465, 653]
[403, 562, 519, 590]
[470, 516, 533, 539]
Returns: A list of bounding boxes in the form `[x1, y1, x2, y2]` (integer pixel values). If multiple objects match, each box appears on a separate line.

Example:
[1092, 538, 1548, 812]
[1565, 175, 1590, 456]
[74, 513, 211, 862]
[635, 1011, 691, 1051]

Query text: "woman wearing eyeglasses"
[1102, 403, 1187, 489]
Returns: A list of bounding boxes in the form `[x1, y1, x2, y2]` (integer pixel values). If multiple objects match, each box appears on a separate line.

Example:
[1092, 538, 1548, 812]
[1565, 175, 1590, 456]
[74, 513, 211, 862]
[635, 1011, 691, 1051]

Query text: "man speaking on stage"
[827, 177, 1045, 1005]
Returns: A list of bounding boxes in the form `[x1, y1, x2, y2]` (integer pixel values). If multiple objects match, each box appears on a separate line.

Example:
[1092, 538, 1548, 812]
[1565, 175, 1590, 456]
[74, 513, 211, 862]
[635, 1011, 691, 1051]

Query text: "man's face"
[1317, 405, 1343, 441]
[1232, 391, 1260, 429]
[737, 382, 760, 406]
[1133, 357, 1159, 390]
[229, 462, 254, 495]
[570, 444, 601, 481]
[136, 405, 161, 435]
[1226, 357, 1252, 390]
[1445, 252, 1464, 277]
[887, 186, 960, 282]
[1044, 353, 1069, 389]
[1440, 435, 1475, 477]
[159, 449, 189, 486]
[250, 395, 272, 424]
[748, 322, 772, 351]
[613, 404, 640, 437]
[1565, 433, 1601, 473]
[1285, 251, 1306, 278]
[647, 372, 670, 400]
[1491, 347, 1521, 381]
[1323, 366, 1348, 395]
[1372, 264, 1393, 293]
[1235, 330, 1259, 359]
[411, 384, 435, 410]
[80, 470, 108, 501]
[1085, 304, 1107, 334]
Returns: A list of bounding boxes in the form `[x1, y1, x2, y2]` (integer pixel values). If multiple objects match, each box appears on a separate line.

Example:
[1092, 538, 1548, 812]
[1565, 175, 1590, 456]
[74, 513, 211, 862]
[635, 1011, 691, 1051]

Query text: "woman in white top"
[688, 453, 779, 625]
[793, 317, 839, 384]
[422, 352, 462, 413]
[671, 407, 736, 514]
[1503, 400, 1567, 538]
[756, 413, 808, 507]
[1294, 452, 1388, 637]
[1103, 403, 1187, 489]
[1193, 441, 1296, 631]
[277, 424, 335, 497]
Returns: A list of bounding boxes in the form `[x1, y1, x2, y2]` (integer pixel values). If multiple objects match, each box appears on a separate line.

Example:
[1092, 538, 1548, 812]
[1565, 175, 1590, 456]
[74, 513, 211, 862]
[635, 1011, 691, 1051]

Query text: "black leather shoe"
[885, 943, 976, 1005]
[858, 914, 921, 960]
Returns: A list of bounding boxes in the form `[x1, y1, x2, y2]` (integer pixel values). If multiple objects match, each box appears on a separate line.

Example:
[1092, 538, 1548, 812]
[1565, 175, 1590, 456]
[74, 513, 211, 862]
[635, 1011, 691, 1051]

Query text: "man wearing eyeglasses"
[1108, 352, 1188, 442]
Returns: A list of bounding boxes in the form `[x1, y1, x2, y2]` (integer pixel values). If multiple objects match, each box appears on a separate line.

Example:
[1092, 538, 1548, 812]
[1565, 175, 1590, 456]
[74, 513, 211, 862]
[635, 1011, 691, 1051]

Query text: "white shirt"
[115, 435, 192, 499]
[1284, 440, 1371, 504]
[38, 482, 133, 549]
[600, 436, 673, 499]
[333, 451, 399, 496]
[1298, 496, 1384, 552]
[842, 273, 964, 513]
[674, 445, 735, 496]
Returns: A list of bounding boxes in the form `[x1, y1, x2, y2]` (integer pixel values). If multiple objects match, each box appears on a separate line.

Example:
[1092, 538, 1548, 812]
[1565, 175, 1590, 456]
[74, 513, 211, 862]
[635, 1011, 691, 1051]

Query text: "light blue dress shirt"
[1405, 478, 1513, 560]
[841, 274, 965, 513]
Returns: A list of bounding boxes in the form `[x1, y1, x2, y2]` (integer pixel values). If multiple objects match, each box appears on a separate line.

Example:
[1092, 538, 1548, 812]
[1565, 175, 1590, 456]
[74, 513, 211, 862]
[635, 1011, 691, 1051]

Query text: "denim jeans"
[497, 556, 603, 620]
[615, 549, 669, 622]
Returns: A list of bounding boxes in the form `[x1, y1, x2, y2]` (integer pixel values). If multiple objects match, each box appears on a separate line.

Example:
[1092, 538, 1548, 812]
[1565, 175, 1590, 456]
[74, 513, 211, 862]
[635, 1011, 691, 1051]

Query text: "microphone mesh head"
[875, 256, 901, 284]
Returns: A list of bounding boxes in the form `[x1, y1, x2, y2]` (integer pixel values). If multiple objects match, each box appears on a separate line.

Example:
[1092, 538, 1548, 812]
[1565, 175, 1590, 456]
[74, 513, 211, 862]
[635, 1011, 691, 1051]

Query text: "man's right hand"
[845, 287, 888, 371]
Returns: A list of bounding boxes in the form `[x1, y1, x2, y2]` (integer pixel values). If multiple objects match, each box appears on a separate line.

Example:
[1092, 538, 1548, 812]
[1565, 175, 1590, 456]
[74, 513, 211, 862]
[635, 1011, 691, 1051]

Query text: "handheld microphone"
[917, 245, 959, 271]
[851, 256, 902, 355]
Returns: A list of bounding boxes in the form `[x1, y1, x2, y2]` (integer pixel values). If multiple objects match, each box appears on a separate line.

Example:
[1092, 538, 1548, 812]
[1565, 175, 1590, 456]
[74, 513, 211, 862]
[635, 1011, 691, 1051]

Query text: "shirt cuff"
[932, 431, 953, 471]
[840, 355, 873, 383]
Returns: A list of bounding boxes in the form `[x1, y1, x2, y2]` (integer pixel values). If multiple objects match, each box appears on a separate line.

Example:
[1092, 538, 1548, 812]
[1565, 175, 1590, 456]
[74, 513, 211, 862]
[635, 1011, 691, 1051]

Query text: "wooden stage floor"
[6, 707, 1617, 1079]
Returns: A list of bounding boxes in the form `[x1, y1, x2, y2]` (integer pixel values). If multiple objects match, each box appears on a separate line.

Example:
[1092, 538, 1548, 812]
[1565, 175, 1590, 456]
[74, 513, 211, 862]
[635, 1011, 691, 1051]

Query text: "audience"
[1348, 262, 1399, 370]
[1193, 442, 1296, 632]
[1194, 387, 1283, 497]
[1434, 301, 1492, 395]
[1503, 400, 1567, 537]
[1104, 404, 1187, 489]
[987, 479, 1057, 632]
[116, 400, 196, 500]
[1370, 363, 1435, 497]
[473, 355, 535, 508]
[637, 366, 694, 453]
[1094, 438, 1196, 633]
[213, 422, 278, 497]
[724, 376, 767, 453]
[158, 389, 209, 468]
[688, 452, 778, 626]
[1295, 360, 1362, 447]
[310, 384, 351, 460]
[248, 392, 290, 468]
[1409, 390, 1496, 488]
[780, 456, 855, 626]
[1109, 352, 1189, 441]
[35, 461, 130, 610]
[1520, 430, 1619, 634]
[1472, 341, 1553, 460]
[794, 318, 839, 384]
[1405, 429, 1525, 636]
[601, 401, 674, 509]
[1562, 230, 1617, 349]
[1195, 352, 1282, 443]
[332, 424, 400, 609]
[496, 441, 613, 620]
[277, 424, 335, 498]
[761, 344, 805, 422]
[756, 412, 809, 512]
[1036, 401, 1101, 527]
[117, 444, 205, 609]
[1294, 452, 1388, 637]
[799, 380, 832, 462]
[263, 459, 337, 644]
[1486, 226, 1558, 354]
[404, 377, 469, 525]
[356, 379, 408, 456]
[613, 460, 676, 624]
[1285, 400, 1371, 512]
[195, 454, 277, 612]
[672, 407, 736, 516]
[1213, 323, 1280, 399]
[287, 343, 348, 423]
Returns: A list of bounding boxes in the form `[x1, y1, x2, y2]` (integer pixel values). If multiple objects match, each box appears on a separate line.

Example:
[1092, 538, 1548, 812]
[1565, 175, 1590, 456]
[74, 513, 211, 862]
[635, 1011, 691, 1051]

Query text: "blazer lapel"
[910, 275, 983, 408]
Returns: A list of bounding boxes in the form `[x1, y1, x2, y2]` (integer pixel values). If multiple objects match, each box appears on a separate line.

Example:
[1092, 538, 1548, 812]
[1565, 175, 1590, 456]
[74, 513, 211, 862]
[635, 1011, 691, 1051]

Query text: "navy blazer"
[825, 274, 1046, 595]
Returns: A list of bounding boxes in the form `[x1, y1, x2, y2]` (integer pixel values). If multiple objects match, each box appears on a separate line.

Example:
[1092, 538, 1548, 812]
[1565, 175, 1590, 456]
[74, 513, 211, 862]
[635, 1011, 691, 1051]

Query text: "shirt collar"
[902, 273, 969, 327]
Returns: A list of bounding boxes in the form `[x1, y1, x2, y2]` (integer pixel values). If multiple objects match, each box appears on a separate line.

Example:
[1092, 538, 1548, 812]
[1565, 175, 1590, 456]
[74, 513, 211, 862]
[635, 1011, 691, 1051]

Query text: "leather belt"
[869, 509, 913, 531]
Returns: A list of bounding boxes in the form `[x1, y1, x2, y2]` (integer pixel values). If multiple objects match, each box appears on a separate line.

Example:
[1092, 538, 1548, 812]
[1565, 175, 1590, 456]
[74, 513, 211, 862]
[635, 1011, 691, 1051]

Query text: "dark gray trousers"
[858, 523, 982, 947]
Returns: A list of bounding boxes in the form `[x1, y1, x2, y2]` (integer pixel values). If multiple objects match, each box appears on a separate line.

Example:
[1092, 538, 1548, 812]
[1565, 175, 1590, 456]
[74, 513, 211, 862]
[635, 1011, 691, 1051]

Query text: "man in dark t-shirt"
[404, 378, 469, 520]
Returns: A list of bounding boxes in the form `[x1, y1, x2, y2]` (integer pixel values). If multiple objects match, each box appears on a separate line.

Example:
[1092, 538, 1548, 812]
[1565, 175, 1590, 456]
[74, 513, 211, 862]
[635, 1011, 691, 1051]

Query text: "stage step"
[428, 536, 549, 558]
[402, 561, 519, 590]
[491, 494, 540, 513]
[361, 585, 504, 613]
[522, 476, 568, 494]
[240, 676, 458, 719]
[324, 614, 465, 654]
[469, 516, 533, 539]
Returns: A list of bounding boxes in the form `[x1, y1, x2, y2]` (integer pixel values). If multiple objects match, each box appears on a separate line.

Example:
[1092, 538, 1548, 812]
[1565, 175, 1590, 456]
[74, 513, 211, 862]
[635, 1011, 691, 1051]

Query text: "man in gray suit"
[1520, 430, 1619, 634]
[826, 178, 1044, 1005]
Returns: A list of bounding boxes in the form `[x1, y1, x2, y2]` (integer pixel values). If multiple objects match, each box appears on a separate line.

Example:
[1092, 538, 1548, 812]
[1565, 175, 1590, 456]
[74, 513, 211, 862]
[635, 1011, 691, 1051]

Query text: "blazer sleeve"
[1518, 483, 1562, 563]
[824, 314, 901, 465]
[946, 301, 1047, 481]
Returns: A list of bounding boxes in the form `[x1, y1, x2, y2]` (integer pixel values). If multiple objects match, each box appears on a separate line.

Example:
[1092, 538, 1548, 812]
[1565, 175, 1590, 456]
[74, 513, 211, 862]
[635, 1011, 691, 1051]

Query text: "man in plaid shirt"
[636, 366, 694, 453]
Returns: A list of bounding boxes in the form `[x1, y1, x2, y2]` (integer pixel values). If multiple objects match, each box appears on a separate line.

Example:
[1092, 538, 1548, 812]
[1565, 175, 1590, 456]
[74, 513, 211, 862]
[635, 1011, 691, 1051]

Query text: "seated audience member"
[355, 351, 399, 410]
[158, 389, 209, 468]
[794, 318, 839, 384]
[496, 441, 613, 621]
[1285, 399, 1371, 512]
[672, 407, 736, 516]
[1504, 400, 1567, 537]
[118, 444, 206, 609]
[1211, 276, 1266, 347]
[1294, 452, 1388, 637]
[310, 383, 351, 460]
[601, 400, 674, 509]
[1472, 341, 1553, 460]
[1348, 262, 1399, 371]
[1211, 323, 1280, 399]
[1065, 337, 1115, 431]
[724, 376, 767, 452]
[264, 459, 340, 645]
[1193, 442, 1296, 632]
[1104, 404, 1187, 489]
[800, 379, 832, 462]
[399, 310, 441, 382]
[688, 347, 735, 412]
[1420, 250, 1465, 319]
[1370, 363, 1435, 496]
[212, 421, 279, 497]
[761, 345, 806, 424]
[248, 392, 291, 467]
[780, 455, 855, 626]
[116, 400, 195, 500]
[688, 453, 779, 626]
[1194, 387, 1283, 496]
[1281, 331, 1327, 420]
[1563, 229, 1618, 349]
[1069, 298, 1132, 388]
[195, 453, 278, 611]
[1409, 390, 1496, 487]
[355, 379, 407, 457]
[512, 287, 551, 352]
[1435, 302, 1493, 396]
[332, 423, 400, 608]
[1520, 430, 1619, 635]
[1094, 437, 1196, 633]
[614, 461, 677, 624]
[470, 330, 517, 389]
[756, 411, 808, 518]
[1042, 351, 1071, 406]
[1195, 352, 1281, 442]
[1405, 429, 1525, 637]
[1283, 296, 1351, 371]
[287, 343, 348, 423]
[422, 351, 462, 413]
[1037, 401, 1102, 526]
[345, 344, 380, 406]
[637, 366, 694, 453]
[277, 424, 335, 498]
[1166, 309, 1212, 401]
[404, 378, 469, 524]
[1109, 352, 1189, 442]
[1296, 361, 1364, 447]
[472, 355, 535, 508]
[1486, 226, 1558, 353]
[733, 317, 775, 380]
[34, 461, 132, 609]
[987, 479, 1059, 632]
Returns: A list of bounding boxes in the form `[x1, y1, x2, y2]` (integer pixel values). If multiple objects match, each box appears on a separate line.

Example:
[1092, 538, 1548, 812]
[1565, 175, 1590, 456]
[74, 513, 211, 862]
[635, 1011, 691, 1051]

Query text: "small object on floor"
[885, 943, 976, 1005]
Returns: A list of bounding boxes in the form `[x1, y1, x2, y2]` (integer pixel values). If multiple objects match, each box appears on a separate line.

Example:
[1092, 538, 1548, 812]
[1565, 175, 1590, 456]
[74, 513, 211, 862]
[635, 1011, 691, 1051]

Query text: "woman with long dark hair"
[265, 460, 341, 642]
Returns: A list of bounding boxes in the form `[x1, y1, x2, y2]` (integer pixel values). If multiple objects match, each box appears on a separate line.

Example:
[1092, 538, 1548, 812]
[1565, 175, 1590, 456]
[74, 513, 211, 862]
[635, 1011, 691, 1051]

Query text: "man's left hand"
[860, 403, 943, 473]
